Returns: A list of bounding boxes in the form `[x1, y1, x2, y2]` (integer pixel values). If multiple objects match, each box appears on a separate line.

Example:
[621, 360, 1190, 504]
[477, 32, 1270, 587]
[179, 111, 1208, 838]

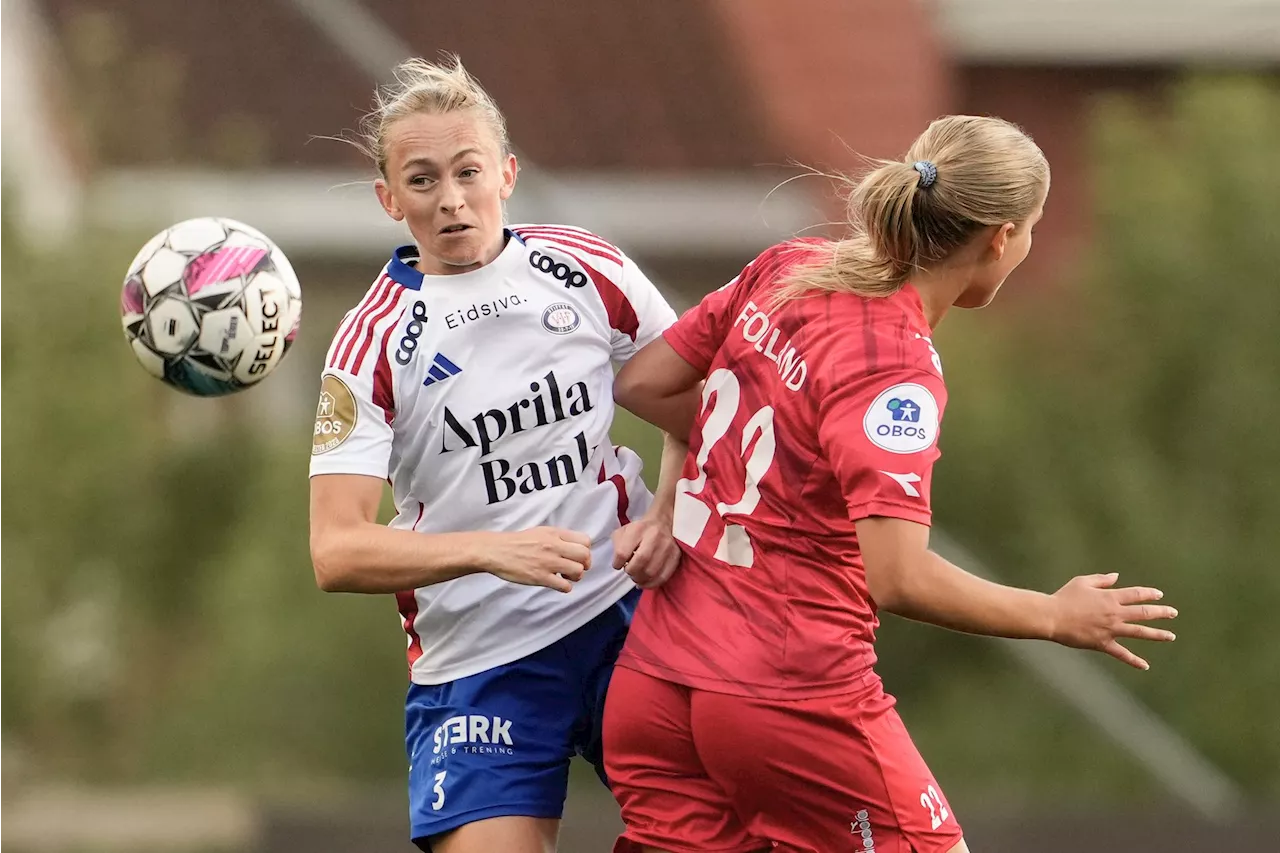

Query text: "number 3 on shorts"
[920, 784, 949, 829]
[432, 770, 447, 810]
[673, 368, 777, 568]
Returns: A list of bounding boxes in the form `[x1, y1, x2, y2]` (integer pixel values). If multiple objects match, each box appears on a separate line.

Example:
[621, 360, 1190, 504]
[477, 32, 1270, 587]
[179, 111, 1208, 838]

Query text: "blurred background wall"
[3, 1, 1279, 850]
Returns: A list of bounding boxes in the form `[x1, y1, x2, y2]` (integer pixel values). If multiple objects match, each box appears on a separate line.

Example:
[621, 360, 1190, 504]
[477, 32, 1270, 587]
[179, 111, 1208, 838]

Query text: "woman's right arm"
[309, 473, 593, 594]
[815, 360, 1176, 670]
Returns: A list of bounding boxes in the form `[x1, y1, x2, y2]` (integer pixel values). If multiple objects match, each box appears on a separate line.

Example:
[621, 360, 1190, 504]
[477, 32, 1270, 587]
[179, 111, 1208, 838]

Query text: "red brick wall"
[710, 0, 948, 165]
[330, 0, 782, 171]
[708, 0, 949, 227]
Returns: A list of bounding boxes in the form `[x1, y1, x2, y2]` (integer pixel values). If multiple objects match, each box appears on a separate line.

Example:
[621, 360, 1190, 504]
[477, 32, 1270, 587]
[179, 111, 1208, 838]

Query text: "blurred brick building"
[12, 0, 1277, 295]
[4, 3, 1279, 851]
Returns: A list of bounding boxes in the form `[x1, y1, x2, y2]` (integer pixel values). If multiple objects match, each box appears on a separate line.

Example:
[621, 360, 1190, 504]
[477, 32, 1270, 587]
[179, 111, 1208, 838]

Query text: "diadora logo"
[879, 471, 922, 497]
[529, 250, 588, 288]
[422, 353, 462, 388]
[432, 715, 514, 758]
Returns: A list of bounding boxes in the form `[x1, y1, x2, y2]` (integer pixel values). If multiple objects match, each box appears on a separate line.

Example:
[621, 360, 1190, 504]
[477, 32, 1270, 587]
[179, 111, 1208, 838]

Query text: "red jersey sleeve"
[662, 267, 753, 373]
[817, 367, 947, 526]
[664, 241, 821, 373]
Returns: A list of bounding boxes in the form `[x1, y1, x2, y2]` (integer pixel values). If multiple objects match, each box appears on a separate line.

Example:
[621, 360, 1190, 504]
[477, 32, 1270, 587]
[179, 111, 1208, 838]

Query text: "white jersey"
[310, 225, 677, 685]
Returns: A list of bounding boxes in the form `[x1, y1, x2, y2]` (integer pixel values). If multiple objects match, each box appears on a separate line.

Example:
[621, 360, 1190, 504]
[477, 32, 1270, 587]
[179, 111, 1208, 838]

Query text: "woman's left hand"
[612, 513, 682, 589]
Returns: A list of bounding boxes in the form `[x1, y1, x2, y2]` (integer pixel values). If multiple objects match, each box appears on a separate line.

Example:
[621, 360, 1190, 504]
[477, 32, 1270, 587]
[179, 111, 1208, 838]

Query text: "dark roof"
[38, 0, 777, 171]
[367, 0, 774, 170]
[39, 0, 371, 169]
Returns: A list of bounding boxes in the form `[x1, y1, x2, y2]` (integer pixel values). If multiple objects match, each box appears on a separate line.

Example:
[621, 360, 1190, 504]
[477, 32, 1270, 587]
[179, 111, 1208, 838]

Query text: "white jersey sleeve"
[509, 224, 676, 364]
[612, 252, 678, 362]
[309, 274, 402, 479]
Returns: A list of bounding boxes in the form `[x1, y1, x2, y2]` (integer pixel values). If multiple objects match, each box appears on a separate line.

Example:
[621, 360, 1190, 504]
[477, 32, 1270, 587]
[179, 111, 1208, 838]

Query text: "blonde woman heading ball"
[308, 56, 687, 853]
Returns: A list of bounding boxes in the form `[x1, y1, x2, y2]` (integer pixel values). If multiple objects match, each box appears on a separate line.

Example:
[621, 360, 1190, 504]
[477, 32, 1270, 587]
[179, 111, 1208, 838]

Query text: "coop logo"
[313, 374, 357, 454]
[529, 250, 588, 288]
[850, 809, 876, 852]
[395, 301, 429, 365]
[431, 715, 515, 760]
[541, 302, 581, 335]
[437, 370, 598, 505]
[444, 295, 527, 331]
[863, 383, 939, 454]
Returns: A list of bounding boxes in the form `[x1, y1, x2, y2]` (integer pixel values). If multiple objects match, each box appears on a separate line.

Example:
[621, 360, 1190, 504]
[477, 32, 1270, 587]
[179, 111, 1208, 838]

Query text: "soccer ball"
[120, 217, 302, 396]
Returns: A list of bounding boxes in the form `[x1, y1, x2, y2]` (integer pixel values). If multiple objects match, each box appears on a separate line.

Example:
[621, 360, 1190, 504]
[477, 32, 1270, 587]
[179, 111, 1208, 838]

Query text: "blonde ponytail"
[775, 116, 1049, 302]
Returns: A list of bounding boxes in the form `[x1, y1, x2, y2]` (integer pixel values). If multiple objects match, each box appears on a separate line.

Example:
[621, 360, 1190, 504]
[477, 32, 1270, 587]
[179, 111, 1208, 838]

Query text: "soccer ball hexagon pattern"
[120, 217, 302, 396]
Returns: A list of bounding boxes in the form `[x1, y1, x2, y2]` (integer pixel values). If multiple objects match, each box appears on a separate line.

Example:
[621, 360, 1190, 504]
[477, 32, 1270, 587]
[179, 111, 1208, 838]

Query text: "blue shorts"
[404, 588, 639, 848]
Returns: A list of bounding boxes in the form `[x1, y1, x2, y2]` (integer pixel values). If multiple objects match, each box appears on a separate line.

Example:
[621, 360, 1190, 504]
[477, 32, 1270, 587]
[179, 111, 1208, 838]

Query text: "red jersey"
[618, 241, 948, 699]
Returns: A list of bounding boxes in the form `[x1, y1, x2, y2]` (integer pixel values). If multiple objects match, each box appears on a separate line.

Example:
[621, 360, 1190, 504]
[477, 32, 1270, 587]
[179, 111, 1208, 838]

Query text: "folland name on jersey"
[439, 370, 599, 505]
[734, 300, 808, 391]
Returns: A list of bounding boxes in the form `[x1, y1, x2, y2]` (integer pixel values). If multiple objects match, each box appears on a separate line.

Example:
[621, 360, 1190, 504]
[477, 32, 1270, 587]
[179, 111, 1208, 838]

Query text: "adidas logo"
[422, 353, 462, 387]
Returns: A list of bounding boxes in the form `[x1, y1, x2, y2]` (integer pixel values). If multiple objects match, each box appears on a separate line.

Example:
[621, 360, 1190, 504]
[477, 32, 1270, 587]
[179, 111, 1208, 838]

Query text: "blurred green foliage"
[877, 74, 1280, 804]
[60, 5, 272, 168]
[2, 76, 1277, 808]
[1, 223, 405, 788]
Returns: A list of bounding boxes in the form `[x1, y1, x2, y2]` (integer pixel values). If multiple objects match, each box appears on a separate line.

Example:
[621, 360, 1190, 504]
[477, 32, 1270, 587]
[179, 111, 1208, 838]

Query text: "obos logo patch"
[863, 383, 939, 454]
[313, 374, 357, 454]
[541, 302, 580, 335]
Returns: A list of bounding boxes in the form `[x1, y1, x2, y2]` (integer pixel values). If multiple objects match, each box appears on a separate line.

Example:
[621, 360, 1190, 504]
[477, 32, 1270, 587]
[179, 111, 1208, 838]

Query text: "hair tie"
[913, 160, 938, 189]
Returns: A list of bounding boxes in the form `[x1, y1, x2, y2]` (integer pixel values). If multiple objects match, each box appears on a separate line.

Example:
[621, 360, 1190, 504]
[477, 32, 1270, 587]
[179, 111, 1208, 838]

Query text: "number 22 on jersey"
[673, 368, 777, 568]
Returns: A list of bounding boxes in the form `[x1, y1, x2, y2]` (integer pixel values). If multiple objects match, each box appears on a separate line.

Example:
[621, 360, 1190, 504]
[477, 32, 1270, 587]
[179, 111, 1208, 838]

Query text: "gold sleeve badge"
[313, 374, 358, 454]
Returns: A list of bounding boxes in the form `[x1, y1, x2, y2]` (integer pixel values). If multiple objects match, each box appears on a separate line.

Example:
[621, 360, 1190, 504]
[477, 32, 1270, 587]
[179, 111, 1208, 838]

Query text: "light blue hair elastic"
[913, 160, 938, 189]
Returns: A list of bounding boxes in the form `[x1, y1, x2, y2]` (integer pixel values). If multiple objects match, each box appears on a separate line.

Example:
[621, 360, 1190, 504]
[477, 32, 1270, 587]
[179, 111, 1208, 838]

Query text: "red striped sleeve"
[329, 275, 394, 368]
[516, 225, 622, 261]
[514, 228, 623, 267]
[337, 281, 398, 372]
[522, 224, 615, 245]
[598, 461, 632, 528]
[349, 291, 402, 374]
[395, 501, 428, 674]
[371, 315, 400, 424]
[395, 590, 425, 673]
[538, 243, 641, 341]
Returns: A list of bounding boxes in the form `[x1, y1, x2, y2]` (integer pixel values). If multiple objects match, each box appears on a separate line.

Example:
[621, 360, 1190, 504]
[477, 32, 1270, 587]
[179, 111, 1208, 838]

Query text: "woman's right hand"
[1049, 573, 1178, 670]
[481, 527, 593, 593]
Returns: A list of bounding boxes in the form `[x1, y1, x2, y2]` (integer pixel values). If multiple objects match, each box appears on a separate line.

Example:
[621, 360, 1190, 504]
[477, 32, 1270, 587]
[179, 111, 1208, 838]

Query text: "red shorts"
[604, 666, 963, 853]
